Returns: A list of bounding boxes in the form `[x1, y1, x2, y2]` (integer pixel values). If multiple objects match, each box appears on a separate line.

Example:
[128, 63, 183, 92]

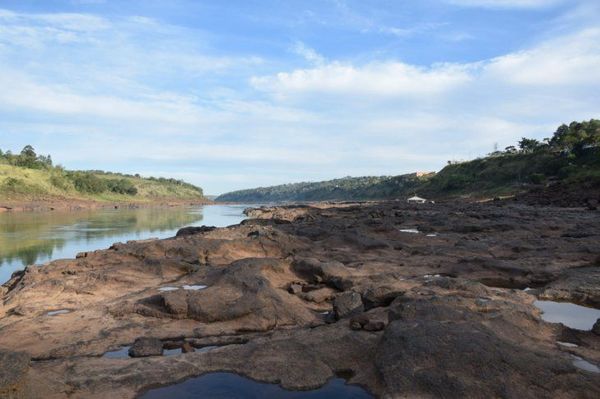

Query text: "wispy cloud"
[445, 0, 565, 9]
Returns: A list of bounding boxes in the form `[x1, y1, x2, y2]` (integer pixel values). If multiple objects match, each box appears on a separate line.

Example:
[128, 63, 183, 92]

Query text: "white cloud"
[1, 3, 599, 194]
[251, 61, 473, 97]
[485, 28, 600, 86]
[291, 41, 325, 65]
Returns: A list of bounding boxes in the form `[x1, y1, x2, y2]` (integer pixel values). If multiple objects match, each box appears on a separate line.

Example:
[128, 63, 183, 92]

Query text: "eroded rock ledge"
[1, 200, 599, 398]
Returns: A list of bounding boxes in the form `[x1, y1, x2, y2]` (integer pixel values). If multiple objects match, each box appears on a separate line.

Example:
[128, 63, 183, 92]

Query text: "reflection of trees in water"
[0, 239, 64, 267]
[0, 207, 203, 268]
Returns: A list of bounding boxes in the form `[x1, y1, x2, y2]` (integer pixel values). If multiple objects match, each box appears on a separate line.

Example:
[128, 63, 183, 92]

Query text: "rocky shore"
[1, 200, 599, 398]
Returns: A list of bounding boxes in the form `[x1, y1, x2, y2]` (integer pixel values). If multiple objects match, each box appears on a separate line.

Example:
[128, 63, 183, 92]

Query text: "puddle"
[158, 287, 179, 292]
[423, 274, 441, 279]
[557, 341, 579, 348]
[159, 285, 207, 292]
[182, 285, 207, 291]
[534, 300, 600, 331]
[46, 309, 71, 316]
[426, 233, 438, 237]
[399, 228, 420, 234]
[572, 355, 600, 373]
[103, 346, 131, 359]
[197, 345, 218, 353]
[163, 348, 182, 356]
[138, 372, 373, 398]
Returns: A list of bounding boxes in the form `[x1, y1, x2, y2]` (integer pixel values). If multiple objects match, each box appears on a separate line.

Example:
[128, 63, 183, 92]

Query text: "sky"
[0, 0, 599, 195]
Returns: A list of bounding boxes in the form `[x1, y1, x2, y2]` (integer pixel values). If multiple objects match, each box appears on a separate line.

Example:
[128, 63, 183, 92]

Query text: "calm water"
[0, 205, 249, 284]
[534, 300, 600, 331]
[138, 373, 373, 399]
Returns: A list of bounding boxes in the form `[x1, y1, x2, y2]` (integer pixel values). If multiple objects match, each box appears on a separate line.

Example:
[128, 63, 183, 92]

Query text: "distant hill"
[217, 119, 600, 205]
[0, 146, 204, 203]
[215, 173, 431, 202]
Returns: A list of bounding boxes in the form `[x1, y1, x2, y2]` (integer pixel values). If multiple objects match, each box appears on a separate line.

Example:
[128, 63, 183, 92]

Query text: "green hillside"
[216, 119, 600, 203]
[0, 146, 204, 202]
[215, 173, 431, 203]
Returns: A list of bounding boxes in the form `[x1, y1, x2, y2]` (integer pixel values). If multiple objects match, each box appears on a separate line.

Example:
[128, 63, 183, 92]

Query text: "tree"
[518, 138, 540, 153]
[17, 145, 38, 168]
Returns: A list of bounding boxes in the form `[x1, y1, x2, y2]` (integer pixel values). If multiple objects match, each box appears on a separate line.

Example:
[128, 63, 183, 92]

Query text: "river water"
[0, 204, 249, 284]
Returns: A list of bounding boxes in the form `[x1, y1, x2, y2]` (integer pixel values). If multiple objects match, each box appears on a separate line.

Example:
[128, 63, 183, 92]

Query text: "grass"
[0, 164, 204, 203]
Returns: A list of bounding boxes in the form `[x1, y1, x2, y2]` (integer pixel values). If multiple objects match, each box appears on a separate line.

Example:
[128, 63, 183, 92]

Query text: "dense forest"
[0, 146, 204, 201]
[217, 119, 600, 203]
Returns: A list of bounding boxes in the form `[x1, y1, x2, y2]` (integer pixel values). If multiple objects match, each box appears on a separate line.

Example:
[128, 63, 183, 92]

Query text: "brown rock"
[0, 350, 29, 398]
[363, 320, 386, 331]
[128, 337, 163, 357]
[181, 342, 195, 353]
[334, 292, 364, 319]
[300, 287, 335, 303]
[288, 283, 303, 295]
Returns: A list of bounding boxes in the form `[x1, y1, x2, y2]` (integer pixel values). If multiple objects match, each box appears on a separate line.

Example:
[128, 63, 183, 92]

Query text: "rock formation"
[1, 200, 599, 398]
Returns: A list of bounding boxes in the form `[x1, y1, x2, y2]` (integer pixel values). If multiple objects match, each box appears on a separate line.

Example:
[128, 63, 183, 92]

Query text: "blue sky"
[0, 0, 598, 194]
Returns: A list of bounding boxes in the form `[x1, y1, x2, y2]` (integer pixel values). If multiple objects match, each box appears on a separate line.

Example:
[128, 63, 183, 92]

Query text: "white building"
[407, 195, 427, 204]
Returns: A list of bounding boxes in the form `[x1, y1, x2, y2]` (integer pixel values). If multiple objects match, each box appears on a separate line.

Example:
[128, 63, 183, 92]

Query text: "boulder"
[363, 320, 386, 331]
[292, 258, 352, 289]
[287, 283, 303, 295]
[334, 292, 364, 319]
[349, 314, 370, 330]
[362, 286, 404, 310]
[128, 337, 163, 357]
[162, 291, 188, 316]
[175, 226, 216, 237]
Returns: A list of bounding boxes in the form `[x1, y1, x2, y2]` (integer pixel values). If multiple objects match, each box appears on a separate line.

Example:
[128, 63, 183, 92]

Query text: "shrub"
[528, 173, 545, 184]
[107, 178, 138, 195]
[68, 172, 108, 194]
[49, 172, 72, 190]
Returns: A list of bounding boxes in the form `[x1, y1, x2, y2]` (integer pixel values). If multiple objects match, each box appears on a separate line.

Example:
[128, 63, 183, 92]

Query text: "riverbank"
[1, 200, 599, 397]
[0, 197, 214, 213]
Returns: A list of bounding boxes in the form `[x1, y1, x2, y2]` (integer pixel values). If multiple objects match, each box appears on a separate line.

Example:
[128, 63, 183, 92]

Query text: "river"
[0, 204, 249, 284]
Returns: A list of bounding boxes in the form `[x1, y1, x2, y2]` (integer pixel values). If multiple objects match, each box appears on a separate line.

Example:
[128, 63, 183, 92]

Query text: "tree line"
[489, 119, 600, 158]
[0, 145, 53, 169]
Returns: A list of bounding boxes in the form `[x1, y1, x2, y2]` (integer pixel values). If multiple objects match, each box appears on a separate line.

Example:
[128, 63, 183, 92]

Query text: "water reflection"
[138, 372, 373, 399]
[0, 205, 249, 284]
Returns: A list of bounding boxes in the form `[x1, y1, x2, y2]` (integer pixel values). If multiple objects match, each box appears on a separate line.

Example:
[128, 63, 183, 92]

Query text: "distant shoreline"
[0, 198, 214, 213]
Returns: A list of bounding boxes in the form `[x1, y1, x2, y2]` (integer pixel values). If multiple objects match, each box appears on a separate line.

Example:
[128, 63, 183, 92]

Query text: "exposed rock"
[376, 319, 595, 398]
[287, 283, 303, 295]
[593, 319, 600, 336]
[128, 337, 163, 357]
[363, 320, 385, 331]
[175, 225, 217, 237]
[181, 342, 195, 353]
[0, 350, 29, 398]
[334, 292, 364, 319]
[362, 286, 404, 310]
[1, 200, 600, 398]
[299, 287, 336, 303]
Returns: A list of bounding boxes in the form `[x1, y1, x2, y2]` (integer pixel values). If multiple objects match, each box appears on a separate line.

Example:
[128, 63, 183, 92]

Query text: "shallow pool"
[138, 372, 373, 399]
[534, 300, 600, 331]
